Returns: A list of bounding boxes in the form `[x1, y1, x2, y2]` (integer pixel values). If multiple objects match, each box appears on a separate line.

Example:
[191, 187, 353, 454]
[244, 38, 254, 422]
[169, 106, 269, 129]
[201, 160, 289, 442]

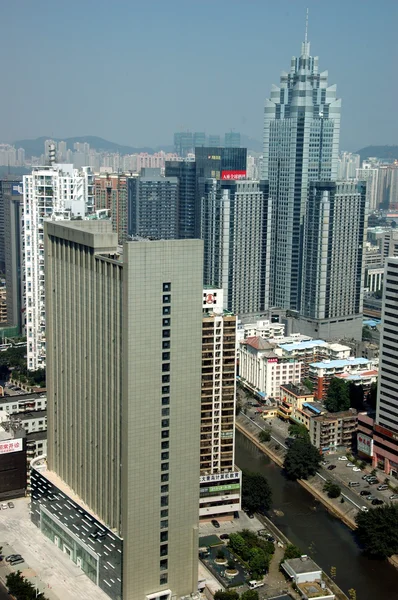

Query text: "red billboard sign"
[221, 170, 246, 180]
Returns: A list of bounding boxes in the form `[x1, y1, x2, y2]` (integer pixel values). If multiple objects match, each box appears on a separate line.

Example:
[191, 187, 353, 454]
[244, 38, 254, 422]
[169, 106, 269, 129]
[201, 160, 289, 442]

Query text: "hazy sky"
[1, 0, 397, 151]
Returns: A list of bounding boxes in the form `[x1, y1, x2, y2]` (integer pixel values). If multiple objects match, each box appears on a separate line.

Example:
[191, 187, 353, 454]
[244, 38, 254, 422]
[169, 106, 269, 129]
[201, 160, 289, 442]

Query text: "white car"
[338, 456, 348, 461]
[1, 503, 8, 510]
[360, 506, 369, 512]
[346, 462, 355, 467]
[353, 467, 361, 472]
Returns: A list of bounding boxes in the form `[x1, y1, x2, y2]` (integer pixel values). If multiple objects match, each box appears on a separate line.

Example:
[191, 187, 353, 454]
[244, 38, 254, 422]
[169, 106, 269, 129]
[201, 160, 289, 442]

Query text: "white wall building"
[357, 164, 379, 211]
[239, 336, 302, 399]
[23, 164, 94, 370]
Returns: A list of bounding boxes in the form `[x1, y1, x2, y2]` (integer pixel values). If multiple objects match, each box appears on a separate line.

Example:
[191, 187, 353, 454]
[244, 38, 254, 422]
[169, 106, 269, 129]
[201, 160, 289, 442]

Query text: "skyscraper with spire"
[263, 23, 341, 311]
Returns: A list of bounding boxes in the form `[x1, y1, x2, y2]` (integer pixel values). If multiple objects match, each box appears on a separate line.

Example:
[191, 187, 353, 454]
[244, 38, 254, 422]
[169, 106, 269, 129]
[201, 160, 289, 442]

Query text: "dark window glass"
[161, 485, 169, 493]
[162, 419, 169, 428]
[162, 340, 170, 349]
[161, 463, 169, 471]
[160, 531, 168, 542]
[162, 397, 170, 406]
[162, 408, 169, 417]
[162, 374, 170, 383]
[160, 543, 168, 556]
[161, 452, 169, 460]
[162, 386, 169, 394]
[161, 473, 169, 482]
[163, 283, 171, 292]
[160, 559, 168, 571]
[160, 575, 168, 585]
[163, 330, 170, 338]
[163, 318, 170, 327]
[162, 352, 170, 360]
[161, 496, 169, 507]
[163, 306, 170, 315]
[161, 509, 168, 517]
[161, 430, 169, 439]
[162, 363, 170, 372]
[163, 295, 170, 303]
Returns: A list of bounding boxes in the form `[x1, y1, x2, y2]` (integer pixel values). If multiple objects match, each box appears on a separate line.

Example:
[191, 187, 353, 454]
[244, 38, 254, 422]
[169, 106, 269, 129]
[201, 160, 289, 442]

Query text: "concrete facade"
[42, 219, 203, 600]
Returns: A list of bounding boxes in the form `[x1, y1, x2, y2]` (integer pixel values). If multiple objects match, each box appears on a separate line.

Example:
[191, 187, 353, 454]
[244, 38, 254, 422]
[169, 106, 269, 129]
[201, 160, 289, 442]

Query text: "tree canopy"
[362, 325, 373, 341]
[355, 504, 398, 558]
[323, 481, 341, 498]
[302, 378, 314, 392]
[228, 530, 273, 579]
[259, 428, 271, 443]
[288, 422, 310, 441]
[283, 438, 321, 480]
[240, 591, 259, 600]
[242, 471, 272, 514]
[325, 378, 350, 413]
[6, 571, 47, 600]
[283, 543, 302, 560]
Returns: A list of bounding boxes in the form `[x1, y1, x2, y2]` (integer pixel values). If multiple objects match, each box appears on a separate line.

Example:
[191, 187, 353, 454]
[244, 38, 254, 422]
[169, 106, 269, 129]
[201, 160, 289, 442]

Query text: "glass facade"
[165, 160, 196, 239]
[31, 468, 122, 600]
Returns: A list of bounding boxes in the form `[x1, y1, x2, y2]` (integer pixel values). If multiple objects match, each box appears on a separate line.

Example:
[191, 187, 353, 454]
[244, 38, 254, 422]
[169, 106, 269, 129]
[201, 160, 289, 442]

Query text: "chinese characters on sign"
[221, 170, 246, 180]
[357, 433, 374, 457]
[200, 471, 240, 484]
[0, 438, 23, 454]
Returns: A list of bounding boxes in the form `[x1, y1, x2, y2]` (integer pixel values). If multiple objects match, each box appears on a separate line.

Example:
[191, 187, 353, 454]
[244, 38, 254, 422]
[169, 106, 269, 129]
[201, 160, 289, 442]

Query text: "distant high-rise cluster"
[173, 131, 241, 156]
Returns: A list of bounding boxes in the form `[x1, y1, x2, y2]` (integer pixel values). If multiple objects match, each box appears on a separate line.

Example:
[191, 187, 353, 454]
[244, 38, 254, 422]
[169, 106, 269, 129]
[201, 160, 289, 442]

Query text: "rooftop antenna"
[305, 7, 309, 44]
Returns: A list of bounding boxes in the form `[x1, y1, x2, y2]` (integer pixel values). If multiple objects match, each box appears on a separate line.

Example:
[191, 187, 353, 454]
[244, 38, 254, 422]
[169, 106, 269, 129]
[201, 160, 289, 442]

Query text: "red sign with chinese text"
[221, 170, 246, 180]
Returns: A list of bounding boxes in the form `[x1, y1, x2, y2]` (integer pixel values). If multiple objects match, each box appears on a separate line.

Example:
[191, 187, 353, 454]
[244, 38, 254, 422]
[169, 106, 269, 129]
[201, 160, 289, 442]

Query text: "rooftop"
[19, 410, 47, 421]
[279, 339, 329, 352]
[284, 556, 321, 575]
[335, 369, 378, 381]
[0, 392, 47, 405]
[242, 336, 276, 351]
[280, 382, 313, 397]
[314, 408, 357, 422]
[310, 358, 370, 369]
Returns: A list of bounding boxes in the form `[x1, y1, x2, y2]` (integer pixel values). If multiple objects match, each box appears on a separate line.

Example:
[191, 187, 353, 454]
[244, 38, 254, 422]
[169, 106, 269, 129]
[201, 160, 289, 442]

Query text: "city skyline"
[1, 1, 396, 151]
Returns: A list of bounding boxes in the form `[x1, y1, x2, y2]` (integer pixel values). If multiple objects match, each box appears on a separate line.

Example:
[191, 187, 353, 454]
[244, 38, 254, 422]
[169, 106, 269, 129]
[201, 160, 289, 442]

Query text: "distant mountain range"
[12, 134, 263, 158]
[357, 146, 398, 162]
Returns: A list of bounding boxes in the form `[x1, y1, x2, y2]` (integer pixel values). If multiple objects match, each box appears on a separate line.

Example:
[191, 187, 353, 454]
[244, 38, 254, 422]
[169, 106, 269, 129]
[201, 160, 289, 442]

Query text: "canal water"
[236, 430, 398, 599]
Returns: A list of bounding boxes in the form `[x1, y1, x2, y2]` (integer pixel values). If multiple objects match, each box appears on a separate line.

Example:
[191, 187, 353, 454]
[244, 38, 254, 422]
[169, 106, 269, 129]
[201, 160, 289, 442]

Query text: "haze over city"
[1, 0, 397, 150]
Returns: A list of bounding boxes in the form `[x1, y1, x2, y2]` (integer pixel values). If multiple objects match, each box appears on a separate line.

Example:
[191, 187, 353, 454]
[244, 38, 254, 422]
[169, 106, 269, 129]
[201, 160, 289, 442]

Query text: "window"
[160, 575, 168, 585]
[162, 386, 170, 394]
[161, 441, 169, 449]
[160, 520, 168, 530]
[161, 473, 169, 482]
[160, 531, 168, 542]
[161, 509, 168, 517]
[162, 408, 169, 417]
[163, 283, 171, 292]
[163, 295, 170, 304]
[161, 496, 169, 507]
[162, 397, 170, 406]
[162, 340, 170, 349]
[163, 318, 170, 327]
[163, 306, 170, 315]
[161, 452, 169, 461]
[163, 330, 170, 338]
[161, 485, 169, 493]
[162, 419, 169, 428]
[162, 375, 170, 383]
[162, 352, 170, 360]
[161, 463, 169, 471]
[161, 430, 169, 439]
[160, 544, 168, 556]
[160, 559, 168, 571]
[162, 363, 170, 372]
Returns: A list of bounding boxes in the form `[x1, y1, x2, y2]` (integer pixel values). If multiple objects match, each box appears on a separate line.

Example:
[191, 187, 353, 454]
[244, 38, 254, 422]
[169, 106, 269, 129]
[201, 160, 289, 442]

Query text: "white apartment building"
[239, 337, 302, 399]
[357, 164, 379, 211]
[23, 164, 94, 370]
[238, 319, 285, 341]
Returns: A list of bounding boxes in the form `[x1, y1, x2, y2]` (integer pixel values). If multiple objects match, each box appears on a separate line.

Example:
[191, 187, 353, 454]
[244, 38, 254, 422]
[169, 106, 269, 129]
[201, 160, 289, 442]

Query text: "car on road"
[353, 467, 361, 472]
[389, 494, 398, 500]
[366, 495, 377, 501]
[1, 503, 8, 509]
[360, 506, 369, 512]
[264, 533, 275, 543]
[6, 555, 22, 562]
[360, 490, 372, 496]
[327, 465, 336, 470]
[338, 456, 348, 461]
[321, 460, 330, 465]
[372, 499, 384, 506]
[211, 519, 220, 528]
[220, 533, 229, 540]
[362, 474, 370, 480]
[7, 502, 14, 508]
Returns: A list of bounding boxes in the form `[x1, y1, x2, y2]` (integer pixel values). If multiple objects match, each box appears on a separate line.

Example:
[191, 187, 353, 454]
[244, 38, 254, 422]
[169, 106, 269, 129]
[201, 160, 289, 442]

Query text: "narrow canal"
[235, 430, 398, 599]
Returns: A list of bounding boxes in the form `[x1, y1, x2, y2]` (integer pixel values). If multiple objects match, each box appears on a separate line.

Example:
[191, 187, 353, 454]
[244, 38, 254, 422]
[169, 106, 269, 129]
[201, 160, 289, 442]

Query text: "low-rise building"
[309, 357, 373, 400]
[238, 336, 302, 400]
[280, 383, 314, 411]
[310, 409, 358, 453]
[0, 416, 27, 500]
[281, 556, 334, 600]
[276, 340, 351, 378]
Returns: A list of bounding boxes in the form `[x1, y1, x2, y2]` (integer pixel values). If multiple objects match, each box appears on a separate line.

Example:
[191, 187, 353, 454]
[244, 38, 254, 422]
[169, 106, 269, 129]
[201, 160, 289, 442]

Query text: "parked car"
[372, 499, 384, 506]
[327, 465, 336, 470]
[368, 479, 379, 485]
[377, 484, 389, 491]
[248, 513, 255, 519]
[346, 462, 355, 467]
[9, 558, 24, 566]
[389, 494, 398, 500]
[338, 456, 348, 461]
[7, 502, 14, 509]
[366, 495, 377, 501]
[360, 490, 372, 496]
[220, 533, 229, 540]
[211, 519, 220, 528]
[1, 503, 8, 510]
[6, 555, 22, 562]
[362, 474, 371, 480]
[321, 460, 330, 465]
[264, 533, 275, 543]
[353, 467, 361, 472]
[360, 506, 369, 512]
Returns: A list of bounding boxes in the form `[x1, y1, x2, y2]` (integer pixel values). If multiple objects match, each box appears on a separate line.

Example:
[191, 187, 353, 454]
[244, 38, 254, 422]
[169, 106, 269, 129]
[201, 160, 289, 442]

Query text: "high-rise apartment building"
[174, 132, 194, 157]
[94, 173, 131, 243]
[300, 181, 367, 340]
[376, 163, 398, 210]
[23, 164, 94, 370]
[263, 38, 341, 310]
[165, 159, 196, 239]
[202, 179, 271, 315]
[208, 135, 221, 147]
[225, 132, 241, 148]
[200, 289, 241, 519]
[373, 257, 398, 475]
[31, 220, 203, 600]
[3, 179, 23, 332]
[128, 170, 179, 240]
[356, 164, 379, 211]
[337, 152, 360, 179]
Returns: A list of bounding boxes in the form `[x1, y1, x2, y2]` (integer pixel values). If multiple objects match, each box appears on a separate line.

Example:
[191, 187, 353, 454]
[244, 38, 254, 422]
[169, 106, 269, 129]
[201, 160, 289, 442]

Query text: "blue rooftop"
[363, 319, 381, 327]
[303, 402, 322, 414]
[310, 357, 369, 369]
[279, 339, 329, 351]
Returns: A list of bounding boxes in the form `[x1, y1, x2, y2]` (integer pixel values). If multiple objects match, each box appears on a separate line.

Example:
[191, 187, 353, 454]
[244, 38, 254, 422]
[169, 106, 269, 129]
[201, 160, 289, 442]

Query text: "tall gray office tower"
[3, 180, 23, 332]
[202, 179, 271, 314]
[31, 220, 203, 600]
[300, 181, 367, 340]
[263, 36, 341, 310]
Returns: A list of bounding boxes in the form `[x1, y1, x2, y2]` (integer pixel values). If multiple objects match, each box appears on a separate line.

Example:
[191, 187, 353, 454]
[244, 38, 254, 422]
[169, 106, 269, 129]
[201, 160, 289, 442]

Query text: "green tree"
[229, 533, 249, 560]
[323, 481, 341, 498]
[242, 471, 272, 514]
[362, 325, 373, 341]
[325, 378, 350, 413]
[240, 591, 259, 600]
[227, 558, 236, 570]
[283, 438, 321, 480]
[288, 422, 310, 440]
[248, 547, 269, 579]
[349, 383, 365, 411]
[259, 428, 271, 443]
[216, 549, 226, 560]
[214, 591, 239, 600]
[283, 543, 302, 560]
[367, 382, 377, 410]
[355, 504, 398, 558]
[302, 378, 314, 392]
[6, 571, 47, 600]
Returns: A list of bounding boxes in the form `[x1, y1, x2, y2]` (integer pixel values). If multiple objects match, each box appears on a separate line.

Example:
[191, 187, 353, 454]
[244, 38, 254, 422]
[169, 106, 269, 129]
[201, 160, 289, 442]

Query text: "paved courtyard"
[0, 497, 109, 600]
